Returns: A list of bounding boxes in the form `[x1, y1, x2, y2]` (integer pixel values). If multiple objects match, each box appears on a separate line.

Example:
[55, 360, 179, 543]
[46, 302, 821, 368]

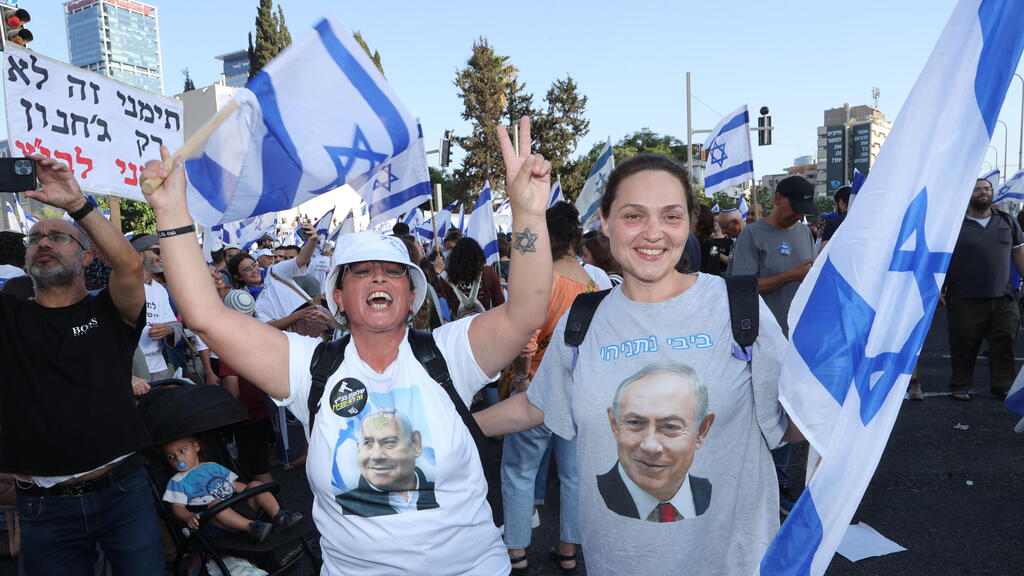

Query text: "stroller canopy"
[138, 381, 249, 446]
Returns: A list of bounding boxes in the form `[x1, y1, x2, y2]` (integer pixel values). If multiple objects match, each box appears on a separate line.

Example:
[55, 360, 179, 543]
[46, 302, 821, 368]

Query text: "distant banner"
[2, 45, 183, 201]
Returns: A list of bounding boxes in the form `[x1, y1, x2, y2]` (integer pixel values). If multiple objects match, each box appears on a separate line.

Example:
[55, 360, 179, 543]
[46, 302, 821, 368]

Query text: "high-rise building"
[64, 0, 163, 94]
[215, 50, 250, 88]
[815, 104, 892, 197]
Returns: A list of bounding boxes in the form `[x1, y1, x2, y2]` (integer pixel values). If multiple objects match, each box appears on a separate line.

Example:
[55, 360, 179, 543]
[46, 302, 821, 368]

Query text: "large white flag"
[466, 181, 499, 265]
[183, 16, 418, 226]
[703, 105, 753, 197]
[575, 139, 614, 231]
[758, 1, 1024, 574]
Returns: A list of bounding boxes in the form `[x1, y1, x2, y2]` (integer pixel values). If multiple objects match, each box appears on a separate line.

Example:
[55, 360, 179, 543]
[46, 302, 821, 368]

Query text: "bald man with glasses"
[0, 156, 168, 574]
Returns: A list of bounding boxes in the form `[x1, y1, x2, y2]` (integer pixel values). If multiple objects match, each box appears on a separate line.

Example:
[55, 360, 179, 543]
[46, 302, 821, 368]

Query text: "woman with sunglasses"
[141, 117, 553, 575]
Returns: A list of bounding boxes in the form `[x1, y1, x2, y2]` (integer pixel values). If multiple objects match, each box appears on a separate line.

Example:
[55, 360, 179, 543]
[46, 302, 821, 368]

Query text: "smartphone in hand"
[0, 158, 37, 193]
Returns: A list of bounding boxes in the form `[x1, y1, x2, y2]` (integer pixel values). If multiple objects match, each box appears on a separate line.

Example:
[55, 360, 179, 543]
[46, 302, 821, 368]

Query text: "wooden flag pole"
[140, 99, 240, 196]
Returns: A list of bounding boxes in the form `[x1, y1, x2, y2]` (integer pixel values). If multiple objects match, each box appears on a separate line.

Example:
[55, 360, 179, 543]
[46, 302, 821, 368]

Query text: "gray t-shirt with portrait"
[726, 219, 815, 337]
[527, 273, 788, 576]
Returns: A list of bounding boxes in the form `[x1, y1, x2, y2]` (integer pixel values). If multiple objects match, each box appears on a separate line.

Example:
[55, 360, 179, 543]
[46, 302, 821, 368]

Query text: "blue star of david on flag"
[323, 126, 390, 191]
[372, 163, 400, 194]
[792, 189, 950, 425]
[708, 138, 728, 168]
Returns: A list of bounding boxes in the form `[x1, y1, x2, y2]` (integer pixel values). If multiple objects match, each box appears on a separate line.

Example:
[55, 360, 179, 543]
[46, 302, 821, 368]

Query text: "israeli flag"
[711, 203, 720, 214]
[737, 194, 749, 221]
[328, 208, 355, 246]
[457, 203, 467, 234]
[358, 122, 432, 229]
[183, 16, 419, 226]
[703, 105, 754, 197]
[236, 213, 278, 249]
[310, 208, 335, 255]
[993, 168, 1024, 204]
[6, 200, 35, 233]
[466, 181, 499, 265]
[549, 178, 564, 208]
[980, 167, 1000, 183]
[575, 139, 614, 231]
[495, 198, 512, 234]
[759, 2, 1024, 574]
[849, 168, 867, 211]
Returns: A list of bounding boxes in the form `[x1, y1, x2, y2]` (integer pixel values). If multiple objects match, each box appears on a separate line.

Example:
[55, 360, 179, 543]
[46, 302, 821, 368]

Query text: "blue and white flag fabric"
[6, 200, 35, 233]
[328, 208, 355, 247]
[495, 198, 512, 234]
[549, 179, 564, 208]
[357, 122, 432, 229]
[183, 16, 419, 226]
[466, 181, 499, 266]
[849, 168, 867, 211]
[575, 138, 614, 231]
[311, 208, 335, 255]
[211, 212, 277, 250]
[737, 194, 749, 221]
[758, 2, 1024, 574]
[1007, 367, 1024, 433]
[993, 168, 1024, 204]
[403, 208, 425, 242]
[711, 203, 720, 214]
[980, 167, 1000, 183]
[457, 203, 467, 235]
[703, 105, 754, 197]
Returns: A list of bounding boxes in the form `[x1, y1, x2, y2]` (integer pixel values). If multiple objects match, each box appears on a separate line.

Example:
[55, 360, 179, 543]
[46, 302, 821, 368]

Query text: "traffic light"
[2, 6, 32, 49]
[757, 106, 772, 146]
[440, 129, 453, 168]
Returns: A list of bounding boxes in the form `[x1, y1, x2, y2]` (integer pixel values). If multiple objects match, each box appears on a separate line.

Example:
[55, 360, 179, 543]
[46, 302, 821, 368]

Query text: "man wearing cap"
[256, 223, 319, 326]
[726, 175, 816, 515]
[819, 185, 851, 251]
[132, 233, 182, 381]
[253, 248, 275, 270]
[944, 177, 1024, 400]
[143, 117, 553, 575]
[0, 156, 167, 573]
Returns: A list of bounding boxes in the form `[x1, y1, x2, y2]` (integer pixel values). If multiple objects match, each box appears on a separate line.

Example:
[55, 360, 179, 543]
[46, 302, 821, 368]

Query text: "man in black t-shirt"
[0, 156, 166, 574]
[945, 177, 1024, 400]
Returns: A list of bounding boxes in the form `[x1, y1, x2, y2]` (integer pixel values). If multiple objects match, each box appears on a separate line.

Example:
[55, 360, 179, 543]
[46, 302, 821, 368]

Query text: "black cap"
[776, 176, 817, 215]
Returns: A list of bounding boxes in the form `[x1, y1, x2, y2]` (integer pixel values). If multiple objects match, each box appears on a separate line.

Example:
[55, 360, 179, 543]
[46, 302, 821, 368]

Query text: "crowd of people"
[0, 117, 1019, 575]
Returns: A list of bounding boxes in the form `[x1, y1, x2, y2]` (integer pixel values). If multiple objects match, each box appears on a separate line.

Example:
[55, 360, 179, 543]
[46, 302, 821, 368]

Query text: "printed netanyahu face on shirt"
[607, 363, 715, 503]
[358, 410, 422, 494]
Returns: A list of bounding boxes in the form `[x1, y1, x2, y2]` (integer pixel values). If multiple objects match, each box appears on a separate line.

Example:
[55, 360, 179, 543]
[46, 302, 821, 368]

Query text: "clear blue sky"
[12, 0, 1024, 180]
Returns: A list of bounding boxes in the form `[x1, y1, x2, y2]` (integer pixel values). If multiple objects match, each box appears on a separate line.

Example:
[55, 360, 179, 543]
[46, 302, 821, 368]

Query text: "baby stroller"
[138, 380, 320, 575]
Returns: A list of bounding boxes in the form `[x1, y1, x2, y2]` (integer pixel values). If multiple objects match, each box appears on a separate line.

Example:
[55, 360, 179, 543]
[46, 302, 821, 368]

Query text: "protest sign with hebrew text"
[2, 45, 183, 201]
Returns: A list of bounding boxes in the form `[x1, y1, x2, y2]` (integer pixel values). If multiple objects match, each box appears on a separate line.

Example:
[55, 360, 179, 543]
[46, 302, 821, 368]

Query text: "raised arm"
[26, 155, 144, 324]
[141, 148, 291, 399]
[295, 222, 318, 269]
[468, 117, 553, 377]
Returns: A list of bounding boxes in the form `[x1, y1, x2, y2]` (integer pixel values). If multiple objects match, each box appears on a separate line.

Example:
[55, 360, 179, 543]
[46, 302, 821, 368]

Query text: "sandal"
[951, 392, 972, 401]
[550, 549, 578, 575]
[509, 554, 529, 576]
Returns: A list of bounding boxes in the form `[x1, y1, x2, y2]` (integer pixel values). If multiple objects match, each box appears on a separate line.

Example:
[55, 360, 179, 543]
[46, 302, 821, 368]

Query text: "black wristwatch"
[67, 201, 94, 221]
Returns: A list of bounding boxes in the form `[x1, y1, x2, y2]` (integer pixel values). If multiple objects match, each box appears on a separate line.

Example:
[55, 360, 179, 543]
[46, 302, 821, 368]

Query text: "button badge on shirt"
[778, 241, 792, 256]
[330, 378, 368, 417]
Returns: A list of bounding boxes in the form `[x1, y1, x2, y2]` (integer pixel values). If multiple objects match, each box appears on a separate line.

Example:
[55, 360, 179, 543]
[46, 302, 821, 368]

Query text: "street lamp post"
[1014, 73, 1023, 174]
[997, 119, 1009, 180]
[988, 145, 999, 180]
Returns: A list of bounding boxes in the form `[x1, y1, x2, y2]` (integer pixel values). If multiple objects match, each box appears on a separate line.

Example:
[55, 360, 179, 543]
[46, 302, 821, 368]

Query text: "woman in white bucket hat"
[141, 117, 552, 576]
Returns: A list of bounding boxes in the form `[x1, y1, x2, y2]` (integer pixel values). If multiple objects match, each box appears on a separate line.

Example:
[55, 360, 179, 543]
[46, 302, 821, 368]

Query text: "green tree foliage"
[453, 38, 520, 197]
[353, 31, 385, 77]
[533, 76, 589, 180]
[428, 167, 465, 209]
[94, 197, 156, 234]
[182, 68, 196, 92]
[560, 129, 688, 201]
[248, 0, 292, 79]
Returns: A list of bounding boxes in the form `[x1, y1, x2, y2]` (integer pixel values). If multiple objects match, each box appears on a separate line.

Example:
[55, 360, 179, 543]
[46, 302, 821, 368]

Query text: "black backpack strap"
[724, 275, 759, 349]
[307, 333, 350, 435]
[408, 329, 486, 443]
[564, 289, 612, 347]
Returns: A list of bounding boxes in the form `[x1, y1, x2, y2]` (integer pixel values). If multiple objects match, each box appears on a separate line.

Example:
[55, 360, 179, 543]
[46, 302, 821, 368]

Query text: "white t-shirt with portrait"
[276, 317, 508, 575]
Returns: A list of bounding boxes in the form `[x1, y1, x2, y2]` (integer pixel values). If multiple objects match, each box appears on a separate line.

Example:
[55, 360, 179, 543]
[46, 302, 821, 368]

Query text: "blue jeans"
[17, 467, 168, 576]
[772, 443, 793, 488]
[501, 418, 580, 549]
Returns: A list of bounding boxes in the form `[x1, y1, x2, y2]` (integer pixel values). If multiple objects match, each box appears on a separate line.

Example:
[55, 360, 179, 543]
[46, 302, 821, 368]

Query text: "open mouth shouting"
[367, 291, 393, 310]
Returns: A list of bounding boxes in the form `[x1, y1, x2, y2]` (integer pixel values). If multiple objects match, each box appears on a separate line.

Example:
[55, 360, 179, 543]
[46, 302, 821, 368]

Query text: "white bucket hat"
[323, 231, 426, 321]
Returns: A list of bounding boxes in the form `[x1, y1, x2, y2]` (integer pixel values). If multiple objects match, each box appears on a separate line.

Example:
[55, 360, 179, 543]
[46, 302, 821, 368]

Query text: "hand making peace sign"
[497, 116, 552, 217]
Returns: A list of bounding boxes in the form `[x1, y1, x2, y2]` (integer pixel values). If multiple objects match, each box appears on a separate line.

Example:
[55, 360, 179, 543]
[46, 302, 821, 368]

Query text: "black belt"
[15, 453, 144, 498]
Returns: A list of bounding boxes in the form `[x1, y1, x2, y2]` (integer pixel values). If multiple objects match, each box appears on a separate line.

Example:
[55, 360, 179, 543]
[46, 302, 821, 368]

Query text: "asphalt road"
[2, 308, 1022, 575]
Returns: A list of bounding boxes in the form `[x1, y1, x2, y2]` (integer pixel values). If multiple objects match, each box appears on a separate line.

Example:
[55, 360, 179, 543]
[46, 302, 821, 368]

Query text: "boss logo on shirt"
[330, 378, 367, 417]
[71, 317, 99, 337]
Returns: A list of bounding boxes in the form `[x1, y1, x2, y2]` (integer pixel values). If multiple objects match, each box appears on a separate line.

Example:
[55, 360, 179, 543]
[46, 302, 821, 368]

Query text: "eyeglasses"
[24, 231, 87, 251]
[239, 263, 260, 274]
[345, 261, 408, 278]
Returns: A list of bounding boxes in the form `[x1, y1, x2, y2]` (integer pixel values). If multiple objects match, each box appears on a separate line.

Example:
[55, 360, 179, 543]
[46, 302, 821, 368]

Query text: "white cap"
[323, 231, 426, 320]
[252, 248, 274, 259]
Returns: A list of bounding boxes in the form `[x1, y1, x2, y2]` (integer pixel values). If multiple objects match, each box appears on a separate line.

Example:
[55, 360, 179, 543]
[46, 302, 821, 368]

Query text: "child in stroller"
[161, 435, 303, 543]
